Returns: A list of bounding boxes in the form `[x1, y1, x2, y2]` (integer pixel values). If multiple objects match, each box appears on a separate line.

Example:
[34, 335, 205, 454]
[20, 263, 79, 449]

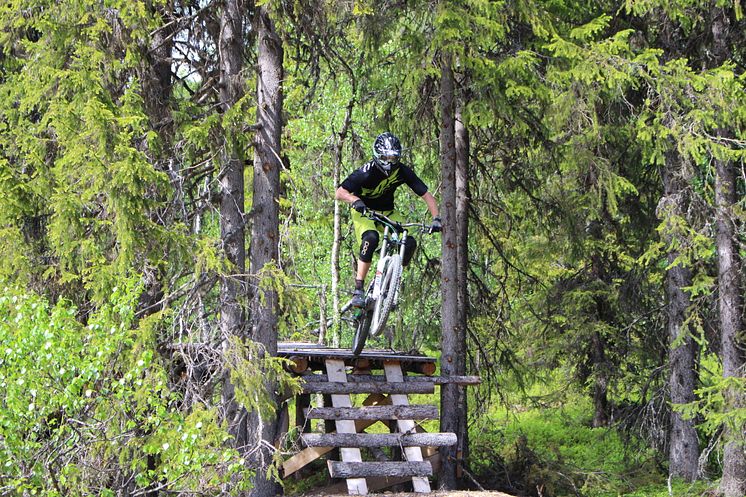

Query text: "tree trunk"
[218, 0, 248, 451]
[660, 146, 699, 482]
[249, 5, 283, 496]
[438, 50, 460, 491]
[589, 249, 611, 428]
[710, 9, 746, 496]
[715, 151, 746, 497]
[454, 104, 469, 472]
[330, 97, 355, 347]
[590, 329, 609, 428]
[136, 3, 174, 316]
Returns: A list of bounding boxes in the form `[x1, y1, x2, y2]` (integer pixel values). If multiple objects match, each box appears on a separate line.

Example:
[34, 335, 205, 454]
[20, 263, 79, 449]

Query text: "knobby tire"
[370, 254, 402, 338]
[351, 310, 372, 356]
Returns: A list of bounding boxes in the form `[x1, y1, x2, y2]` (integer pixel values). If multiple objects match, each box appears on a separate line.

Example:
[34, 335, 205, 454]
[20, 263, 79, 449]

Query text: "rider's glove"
[352, 199, 368, 214]
[430, 217, 442, 233]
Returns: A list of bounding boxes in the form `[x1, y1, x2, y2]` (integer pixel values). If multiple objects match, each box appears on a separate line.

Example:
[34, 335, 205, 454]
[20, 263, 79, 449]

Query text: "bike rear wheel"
[370, 254, 402, 338]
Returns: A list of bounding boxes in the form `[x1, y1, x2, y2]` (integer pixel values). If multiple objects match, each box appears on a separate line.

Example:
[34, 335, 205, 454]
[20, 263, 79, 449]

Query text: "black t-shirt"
[339, 161, 428, 211]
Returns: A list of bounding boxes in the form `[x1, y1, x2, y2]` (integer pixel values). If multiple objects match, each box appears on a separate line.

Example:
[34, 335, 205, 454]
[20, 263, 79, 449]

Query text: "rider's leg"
[358, 230, 379, 266]
[352, 230, 379, 306]
[356, 261, 372, 287]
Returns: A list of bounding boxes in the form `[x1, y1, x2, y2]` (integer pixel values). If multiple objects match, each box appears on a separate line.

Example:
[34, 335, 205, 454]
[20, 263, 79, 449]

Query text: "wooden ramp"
[278, 343, 479, 495]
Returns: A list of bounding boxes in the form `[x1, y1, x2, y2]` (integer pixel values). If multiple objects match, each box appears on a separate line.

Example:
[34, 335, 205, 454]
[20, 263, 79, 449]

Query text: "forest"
[1, 0, 745, 496]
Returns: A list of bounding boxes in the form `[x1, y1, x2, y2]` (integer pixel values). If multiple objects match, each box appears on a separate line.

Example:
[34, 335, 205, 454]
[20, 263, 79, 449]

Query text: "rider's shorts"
[351, 209, 404, 245]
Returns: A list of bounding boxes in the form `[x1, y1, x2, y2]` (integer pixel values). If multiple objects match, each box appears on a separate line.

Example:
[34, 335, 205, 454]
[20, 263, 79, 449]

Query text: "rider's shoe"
[351, 289, 366, 308]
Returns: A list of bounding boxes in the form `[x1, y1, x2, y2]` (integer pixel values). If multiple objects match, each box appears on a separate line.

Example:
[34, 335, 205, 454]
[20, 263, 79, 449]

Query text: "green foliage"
[471, 397, 664, 497]
[0, 0, 185, 304]
[0, 280, 249, 495]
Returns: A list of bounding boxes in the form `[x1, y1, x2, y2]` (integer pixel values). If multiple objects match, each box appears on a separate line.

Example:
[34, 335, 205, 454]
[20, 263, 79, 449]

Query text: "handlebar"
[363, 209, 435, 234]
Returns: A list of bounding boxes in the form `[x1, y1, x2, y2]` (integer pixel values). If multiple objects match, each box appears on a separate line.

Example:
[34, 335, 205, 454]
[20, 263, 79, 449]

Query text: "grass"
[468, 395, 720, 497]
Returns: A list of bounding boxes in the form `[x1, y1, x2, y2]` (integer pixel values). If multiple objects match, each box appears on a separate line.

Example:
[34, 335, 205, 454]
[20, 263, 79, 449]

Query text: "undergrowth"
[468, 396, 718, 497]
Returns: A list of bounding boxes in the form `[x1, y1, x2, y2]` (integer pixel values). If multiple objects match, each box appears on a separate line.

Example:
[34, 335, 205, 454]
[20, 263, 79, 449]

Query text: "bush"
[0, 282, 249, 496]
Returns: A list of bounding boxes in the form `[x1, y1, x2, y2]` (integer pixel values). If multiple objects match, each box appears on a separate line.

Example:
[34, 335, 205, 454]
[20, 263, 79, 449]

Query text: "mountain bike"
[309, 211, 436, 354]
[347, 210, 435, 355]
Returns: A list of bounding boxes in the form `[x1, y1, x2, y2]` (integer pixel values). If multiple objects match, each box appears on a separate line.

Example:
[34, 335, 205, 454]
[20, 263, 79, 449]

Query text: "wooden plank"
[302, 374, 481, 385]
[328, 461, 433, 479]
[282, 394, 391, 478]
[325, 359, 367, 495]
[305, 405, 438, 421]
[282, 445, 332, 477]
[315, 447, 442, 495]
[300, 381, 434, 395]
[301, 432, 457, 448]
[277, 344, 436, 364]
[384, 360, 431, 493]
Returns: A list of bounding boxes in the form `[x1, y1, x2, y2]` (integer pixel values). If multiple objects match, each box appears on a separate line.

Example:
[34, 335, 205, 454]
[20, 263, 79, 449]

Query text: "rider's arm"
[335, 186, 361, 205]
[421, 191, 440, 218]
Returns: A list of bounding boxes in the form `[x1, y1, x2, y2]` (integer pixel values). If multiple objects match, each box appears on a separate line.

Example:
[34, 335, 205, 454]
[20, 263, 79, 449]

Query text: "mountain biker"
[335, 132, 441, 308]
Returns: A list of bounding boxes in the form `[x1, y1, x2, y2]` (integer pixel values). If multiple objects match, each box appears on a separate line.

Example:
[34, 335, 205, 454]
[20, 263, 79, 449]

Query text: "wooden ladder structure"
[278, 344, 478, 495]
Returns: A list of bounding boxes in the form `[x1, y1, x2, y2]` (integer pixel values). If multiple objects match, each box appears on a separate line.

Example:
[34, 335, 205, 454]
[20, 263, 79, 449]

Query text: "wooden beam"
[302, 374, 481, 385]
[282, 394, 391, 478]
[305, 405, 438, 421]
[314, 452, 442, 495]
[285, 356, 308, 374]
[301, 432, 457, 448]
[300, 381, 434, 395]
[384, 360, 431, 493]
[410, 361, 437, 376]
[327, 461, 433, 479]
[325, 359, 367, 495]
[277, 344, 436, 364]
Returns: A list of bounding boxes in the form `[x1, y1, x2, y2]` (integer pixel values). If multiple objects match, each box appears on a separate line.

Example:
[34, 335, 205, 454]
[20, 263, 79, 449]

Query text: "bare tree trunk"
[454, 104, 469, 473]
[660, 146, 699, 482]
[710, 9, 746, 496]
[249, 5, 283, 496]
[330, 98, 355, 347]
[218, 0, 248, 451]
[438, 50, 460, 491]
[715, 150, 746, 497]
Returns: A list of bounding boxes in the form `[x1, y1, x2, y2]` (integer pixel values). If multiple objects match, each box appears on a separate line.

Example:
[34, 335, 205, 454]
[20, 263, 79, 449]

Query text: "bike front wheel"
[370, 254, 402, 338]
[351, 308, 372, 356]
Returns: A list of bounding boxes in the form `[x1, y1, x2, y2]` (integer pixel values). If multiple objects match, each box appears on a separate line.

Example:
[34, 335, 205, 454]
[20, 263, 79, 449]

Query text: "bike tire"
[351, 310, 372, 356]
[370, 254, 402, 337]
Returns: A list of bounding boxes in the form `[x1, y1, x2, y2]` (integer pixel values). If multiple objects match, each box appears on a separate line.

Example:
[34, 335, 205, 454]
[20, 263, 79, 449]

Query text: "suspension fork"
[399, 229, 408, 260]
[371, 225, 390, 300]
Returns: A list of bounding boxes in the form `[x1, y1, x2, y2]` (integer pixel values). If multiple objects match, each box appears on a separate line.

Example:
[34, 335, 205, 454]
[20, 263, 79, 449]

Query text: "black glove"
[352, 199, 367, 214]
[430, 217, 442, 233]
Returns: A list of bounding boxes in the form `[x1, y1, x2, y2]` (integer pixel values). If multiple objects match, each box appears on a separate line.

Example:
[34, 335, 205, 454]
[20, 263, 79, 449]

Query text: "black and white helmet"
[372, 132, 402, 175]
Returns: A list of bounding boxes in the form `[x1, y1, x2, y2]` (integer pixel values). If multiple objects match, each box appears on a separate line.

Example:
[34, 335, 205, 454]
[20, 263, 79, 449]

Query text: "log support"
[278, 343, 475, 495]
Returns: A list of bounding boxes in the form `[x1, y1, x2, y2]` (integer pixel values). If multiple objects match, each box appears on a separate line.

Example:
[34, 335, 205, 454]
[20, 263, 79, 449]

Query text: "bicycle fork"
[371, 226, 391, 301]
[370, 226, 408, 304]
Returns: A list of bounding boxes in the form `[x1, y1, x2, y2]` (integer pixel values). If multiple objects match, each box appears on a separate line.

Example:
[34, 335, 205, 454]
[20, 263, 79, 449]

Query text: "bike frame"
[370, 222, 408, 303]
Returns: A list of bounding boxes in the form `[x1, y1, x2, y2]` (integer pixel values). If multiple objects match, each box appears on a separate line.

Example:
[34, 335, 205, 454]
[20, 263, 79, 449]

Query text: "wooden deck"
[278, 342, 437, 375]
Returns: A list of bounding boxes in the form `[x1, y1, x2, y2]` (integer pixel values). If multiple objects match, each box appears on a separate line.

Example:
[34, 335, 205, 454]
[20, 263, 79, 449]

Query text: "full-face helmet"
[372, 132, 402, 175]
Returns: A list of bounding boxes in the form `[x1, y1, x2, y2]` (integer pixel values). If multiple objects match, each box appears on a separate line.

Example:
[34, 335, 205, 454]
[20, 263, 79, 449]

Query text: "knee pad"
[359, 230, 379, 263]
[403, 237, 417, 266]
